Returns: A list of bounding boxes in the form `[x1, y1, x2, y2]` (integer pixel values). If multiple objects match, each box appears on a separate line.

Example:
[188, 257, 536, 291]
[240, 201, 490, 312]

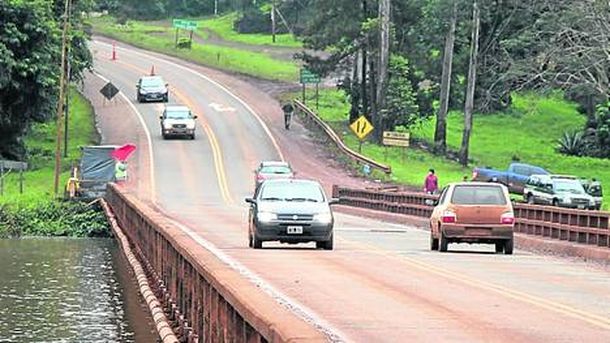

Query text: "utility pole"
[53, 0, 71, 196]
[63, 2, 72, 159]
[459, 1, 480, 166]
[271, 0, 277, 43]
[375, 0, 391, 141]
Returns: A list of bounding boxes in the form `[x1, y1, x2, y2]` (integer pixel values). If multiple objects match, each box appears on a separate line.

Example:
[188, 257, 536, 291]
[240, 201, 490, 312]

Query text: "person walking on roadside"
[282, 102, 294, 130]
[424, 168, 439, 194]
[115, 160, 128, 183]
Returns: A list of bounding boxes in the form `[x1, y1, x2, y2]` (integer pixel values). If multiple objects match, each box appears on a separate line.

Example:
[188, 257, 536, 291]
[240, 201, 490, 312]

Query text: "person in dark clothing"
[282, 102, 294, 130]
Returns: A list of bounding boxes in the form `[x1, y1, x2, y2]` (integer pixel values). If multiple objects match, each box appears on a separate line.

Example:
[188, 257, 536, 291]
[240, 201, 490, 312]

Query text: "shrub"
[557, 130, 586, 156]
[176, 37, 192, 49]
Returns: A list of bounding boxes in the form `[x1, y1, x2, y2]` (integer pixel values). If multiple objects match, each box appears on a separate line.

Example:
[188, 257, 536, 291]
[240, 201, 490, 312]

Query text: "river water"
[0, 238, 157, 342]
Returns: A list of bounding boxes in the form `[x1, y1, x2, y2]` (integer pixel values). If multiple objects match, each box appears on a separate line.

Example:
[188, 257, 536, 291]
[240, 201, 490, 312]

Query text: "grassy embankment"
[0, 90, 108, 237]
[90, 16, 299, 82]
[300, 89, 610, 208]
[196, 12, 302, 48]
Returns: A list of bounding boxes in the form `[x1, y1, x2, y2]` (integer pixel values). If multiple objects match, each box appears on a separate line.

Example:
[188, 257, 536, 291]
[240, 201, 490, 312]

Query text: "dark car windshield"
[141, 77, 164, 88]
[260, 165, 292, 174]
[165, 109, 191, 119]
[451, 185, 507, 205]
[553, 180, 586, 194]
[259, 182, 324, 202]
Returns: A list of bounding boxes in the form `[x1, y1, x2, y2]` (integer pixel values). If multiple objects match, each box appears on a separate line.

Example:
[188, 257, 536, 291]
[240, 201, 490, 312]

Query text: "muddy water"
[0, 238, 157, 342]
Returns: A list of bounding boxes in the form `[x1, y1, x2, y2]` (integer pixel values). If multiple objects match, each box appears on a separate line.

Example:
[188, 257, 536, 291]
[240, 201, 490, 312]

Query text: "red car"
[429, 182, 515, 254]
[254, 161, 294, 189]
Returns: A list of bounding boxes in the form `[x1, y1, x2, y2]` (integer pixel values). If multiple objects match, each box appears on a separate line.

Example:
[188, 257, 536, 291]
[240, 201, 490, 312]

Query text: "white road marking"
[209, 102, 237, 113]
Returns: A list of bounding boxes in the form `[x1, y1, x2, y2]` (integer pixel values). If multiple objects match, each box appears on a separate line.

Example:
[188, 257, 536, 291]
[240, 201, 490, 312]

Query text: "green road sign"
[173, 19, 197, 30]
[300, 69, 321, 84]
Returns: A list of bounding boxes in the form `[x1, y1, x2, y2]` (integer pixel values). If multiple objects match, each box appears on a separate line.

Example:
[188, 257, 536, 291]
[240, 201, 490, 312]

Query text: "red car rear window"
[451, 185, 507, 205]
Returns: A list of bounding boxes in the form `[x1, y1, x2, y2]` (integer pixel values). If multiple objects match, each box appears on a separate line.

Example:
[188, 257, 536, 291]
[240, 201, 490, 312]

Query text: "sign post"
[173, 19, 197, 49]
[382, 131, 410, 161]
[0, 160, 28, 195]
[299, 69, 321, 105]
[349, 115, 374, 153]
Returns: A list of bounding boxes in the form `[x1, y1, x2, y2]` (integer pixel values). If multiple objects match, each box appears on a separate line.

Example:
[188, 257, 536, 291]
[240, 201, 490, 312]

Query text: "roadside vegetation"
[197, 13, 302, 48]
[91, 16, 299, 82]
[299, 89, 610, 209]
[0, 90, 108, 238]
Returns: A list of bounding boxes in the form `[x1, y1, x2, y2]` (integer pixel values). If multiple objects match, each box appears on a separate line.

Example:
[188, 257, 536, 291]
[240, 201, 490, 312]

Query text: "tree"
[380, 55, 420, 130]
[433, 1, 457, 154]
[459, 1, 480, 166]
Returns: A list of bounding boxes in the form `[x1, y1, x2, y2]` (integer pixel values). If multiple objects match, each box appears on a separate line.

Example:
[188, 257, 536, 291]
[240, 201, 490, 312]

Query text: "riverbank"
[0, 89, 109, 237]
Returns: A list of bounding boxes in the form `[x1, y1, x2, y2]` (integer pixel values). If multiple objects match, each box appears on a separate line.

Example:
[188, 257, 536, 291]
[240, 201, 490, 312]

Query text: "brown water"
[0, 238, 157, 342]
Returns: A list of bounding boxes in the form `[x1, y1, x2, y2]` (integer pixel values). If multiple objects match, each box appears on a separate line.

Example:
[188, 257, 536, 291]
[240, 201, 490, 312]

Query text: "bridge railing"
[293, 100, 391, 174]
[106, 184, 325, 342]
[332, 185, 610, 248]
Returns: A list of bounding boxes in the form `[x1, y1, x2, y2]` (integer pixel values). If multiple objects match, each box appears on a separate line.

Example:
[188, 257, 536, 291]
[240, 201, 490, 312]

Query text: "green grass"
[0, 89, 98, 205]
[197, 13, 302, 48]
[300, 89, 610, 209]
[91, 17, 299, 82]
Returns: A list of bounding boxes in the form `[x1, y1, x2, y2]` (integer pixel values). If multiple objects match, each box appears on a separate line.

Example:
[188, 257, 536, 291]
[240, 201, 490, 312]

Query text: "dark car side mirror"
[245, 198, 256, 204]
[165, 83, 169, 87]
[136, 84, 140, 88]
[193, 115, 198, 119]
[159, 116, 163, 120]
[328, 198, 340, 205]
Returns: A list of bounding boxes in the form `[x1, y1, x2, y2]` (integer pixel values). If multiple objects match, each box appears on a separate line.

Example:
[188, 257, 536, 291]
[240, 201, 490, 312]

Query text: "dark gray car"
[136, 76, 169, 103]
[245, 179, 338, 250]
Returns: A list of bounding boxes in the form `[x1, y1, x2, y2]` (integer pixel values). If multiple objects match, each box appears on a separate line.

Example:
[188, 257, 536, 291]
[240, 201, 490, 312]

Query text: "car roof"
[165, 105, 190, 112]
[531, 174, 578, 180]
[260, 161, 290, 167]
[448, 181, 506, 187]
[140, 75, 164, 81]
[262, 178, 318, 186]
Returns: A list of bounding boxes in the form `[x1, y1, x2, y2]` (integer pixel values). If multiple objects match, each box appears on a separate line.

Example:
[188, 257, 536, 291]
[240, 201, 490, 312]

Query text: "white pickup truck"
[159, 105, 198, 140]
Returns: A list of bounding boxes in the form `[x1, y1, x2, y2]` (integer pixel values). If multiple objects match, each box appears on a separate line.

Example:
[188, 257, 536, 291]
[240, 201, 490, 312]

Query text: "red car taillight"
[501, 212, 515, 224]
[256, 174, 265, 181]
[441, 211, 457, 223]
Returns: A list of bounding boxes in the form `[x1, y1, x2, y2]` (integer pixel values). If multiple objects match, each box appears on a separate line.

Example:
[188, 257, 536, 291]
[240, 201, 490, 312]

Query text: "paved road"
[88, 39, 610, 342]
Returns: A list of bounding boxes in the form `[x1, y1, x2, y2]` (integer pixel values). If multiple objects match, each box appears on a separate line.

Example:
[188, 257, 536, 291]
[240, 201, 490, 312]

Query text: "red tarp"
[110, 144, 137, 162]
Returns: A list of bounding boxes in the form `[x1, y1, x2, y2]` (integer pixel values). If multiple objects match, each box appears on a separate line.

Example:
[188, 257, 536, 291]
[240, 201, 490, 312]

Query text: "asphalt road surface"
[88, 39, 610, 342]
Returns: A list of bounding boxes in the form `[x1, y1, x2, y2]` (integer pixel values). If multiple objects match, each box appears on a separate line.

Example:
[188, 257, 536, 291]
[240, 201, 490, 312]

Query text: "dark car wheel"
[430, 230, 439, 251]
[137, 94, 143, 103]
[495, 242, 504, 253]
[504, 238, 514, 255]
[163, 94, 169, 103]
[316, 233, 334, 250]
[252, 233, 262, 249]
[190, 133, 195, 140]
[439, 229, 448, 252]
[552, 199, 559, 207]
[526, 194, 535, 204]
[248, 232, 253, 248]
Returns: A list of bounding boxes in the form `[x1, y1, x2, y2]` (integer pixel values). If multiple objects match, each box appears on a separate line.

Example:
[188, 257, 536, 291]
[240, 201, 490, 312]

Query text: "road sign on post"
[382, 131, 410, 147]
[173, 19, 197, 49]
[349, 115, 374, 153]
[299, 69, 321, 106]
[100, 82, 119, 101]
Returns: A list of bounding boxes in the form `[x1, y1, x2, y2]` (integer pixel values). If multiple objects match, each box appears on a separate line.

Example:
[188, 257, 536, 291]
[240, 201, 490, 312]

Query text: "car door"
[431, 187, 449, 236]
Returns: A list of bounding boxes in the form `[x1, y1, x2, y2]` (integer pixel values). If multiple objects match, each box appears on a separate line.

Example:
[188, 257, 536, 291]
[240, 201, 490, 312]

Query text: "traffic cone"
[111, 41, 117, 60]
[150, 65, 155, 76]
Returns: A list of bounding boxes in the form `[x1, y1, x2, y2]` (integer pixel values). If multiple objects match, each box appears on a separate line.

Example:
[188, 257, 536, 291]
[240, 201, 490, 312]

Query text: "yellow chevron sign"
[349, 115, 374, 140]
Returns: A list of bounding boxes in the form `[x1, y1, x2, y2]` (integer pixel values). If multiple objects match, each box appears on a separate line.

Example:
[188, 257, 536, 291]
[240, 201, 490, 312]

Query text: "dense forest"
[2, 0, 609, 162]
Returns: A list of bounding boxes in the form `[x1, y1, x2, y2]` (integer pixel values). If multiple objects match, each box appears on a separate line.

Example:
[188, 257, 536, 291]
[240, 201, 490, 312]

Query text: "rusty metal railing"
[293, 100, 391, 174]
[333, 185, 610, 249]
[105, 184, 326, 342]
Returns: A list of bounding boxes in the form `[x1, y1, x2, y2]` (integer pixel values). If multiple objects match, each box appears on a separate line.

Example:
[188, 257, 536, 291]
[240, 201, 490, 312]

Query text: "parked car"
[430, 182, 515, 254]
[136, 75, 169, 103]
[472, 162, 549, 194]
[580, 178, 603, 210]
[523, 174, 597, 210]
[245, 179, 338, 250]
[159, 105, 197, 139]
[254, 161, 294, 189]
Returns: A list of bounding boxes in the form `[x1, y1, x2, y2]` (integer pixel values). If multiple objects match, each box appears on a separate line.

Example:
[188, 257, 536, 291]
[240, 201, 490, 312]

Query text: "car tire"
[504, 238, 514, 255]
[527, 194, 535, 204]
[552, 199, 559, 207]
[190, 133, 195, 140]
[495, 242, 504, 253]
[163, 94, 169, 103]
[430, 230, 439, 251]
[439, 229, 448, 252]
[252, 233, 262, 249]
[162, 132, 167, 140]
[248, 232, 253, 248]
[317, 233, 334, 250]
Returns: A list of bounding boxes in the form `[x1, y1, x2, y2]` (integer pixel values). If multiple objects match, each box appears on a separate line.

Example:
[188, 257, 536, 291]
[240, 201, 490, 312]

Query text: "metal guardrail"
[105, 184, 325, 343]
[333, 185, 610, 249]
[293, 100, 392, 174]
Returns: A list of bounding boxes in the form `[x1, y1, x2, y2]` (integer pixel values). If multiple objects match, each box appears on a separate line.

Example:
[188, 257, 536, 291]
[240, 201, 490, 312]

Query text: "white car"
[159, 105, 197, 139]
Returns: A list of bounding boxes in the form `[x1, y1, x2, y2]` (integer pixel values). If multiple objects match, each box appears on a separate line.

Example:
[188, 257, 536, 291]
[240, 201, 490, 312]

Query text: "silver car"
[245, 179, 338, 250]
[159, 105, 198, 139]
[524, 175, 596, 209]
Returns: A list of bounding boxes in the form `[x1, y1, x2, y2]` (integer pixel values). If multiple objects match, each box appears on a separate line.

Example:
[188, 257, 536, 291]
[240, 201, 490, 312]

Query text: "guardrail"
[293, 100, 391, 174]
[105, 184, 325, 343]
[333, 185, 610, 249]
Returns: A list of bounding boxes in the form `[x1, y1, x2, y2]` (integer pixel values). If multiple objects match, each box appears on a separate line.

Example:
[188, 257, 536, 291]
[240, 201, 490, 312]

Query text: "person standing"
[115, 160, 128, 183]
[424, 168, 439, 194]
